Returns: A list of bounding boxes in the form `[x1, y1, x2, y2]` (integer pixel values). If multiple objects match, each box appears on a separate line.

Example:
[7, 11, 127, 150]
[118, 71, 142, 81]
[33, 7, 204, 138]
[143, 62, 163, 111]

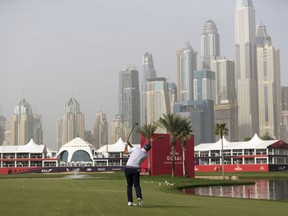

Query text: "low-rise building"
[0, 139, 57, 174]
[195, 134, 288, 172]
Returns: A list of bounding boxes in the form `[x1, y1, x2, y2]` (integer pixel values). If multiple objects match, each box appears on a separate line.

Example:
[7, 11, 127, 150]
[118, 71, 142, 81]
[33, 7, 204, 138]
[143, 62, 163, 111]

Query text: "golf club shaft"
[126, 123, 138, 142]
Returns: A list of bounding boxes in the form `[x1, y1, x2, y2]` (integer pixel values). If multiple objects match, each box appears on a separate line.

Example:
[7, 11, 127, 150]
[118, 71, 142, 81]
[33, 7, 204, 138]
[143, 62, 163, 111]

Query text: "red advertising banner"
[195, 164, 269, 172]
[140, 133, 195, 178]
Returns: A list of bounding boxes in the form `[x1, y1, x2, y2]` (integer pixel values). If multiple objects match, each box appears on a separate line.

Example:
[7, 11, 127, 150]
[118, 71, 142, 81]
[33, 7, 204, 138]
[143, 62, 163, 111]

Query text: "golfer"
[124, 141, 151, 207]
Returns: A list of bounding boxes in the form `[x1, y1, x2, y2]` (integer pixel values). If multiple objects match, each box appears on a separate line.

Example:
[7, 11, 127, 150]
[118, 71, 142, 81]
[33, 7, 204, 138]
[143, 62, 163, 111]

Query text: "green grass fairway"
[0, 172, 287, 216]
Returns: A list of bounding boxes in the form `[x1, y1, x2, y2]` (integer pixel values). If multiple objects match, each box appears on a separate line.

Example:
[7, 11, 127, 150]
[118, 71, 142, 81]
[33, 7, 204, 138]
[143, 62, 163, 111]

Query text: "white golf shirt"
[126, 146, 147, 168]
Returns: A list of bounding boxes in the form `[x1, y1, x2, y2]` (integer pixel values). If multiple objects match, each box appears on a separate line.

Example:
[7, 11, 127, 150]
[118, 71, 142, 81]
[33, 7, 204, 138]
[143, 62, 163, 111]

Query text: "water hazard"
[183, 180, 288, 201]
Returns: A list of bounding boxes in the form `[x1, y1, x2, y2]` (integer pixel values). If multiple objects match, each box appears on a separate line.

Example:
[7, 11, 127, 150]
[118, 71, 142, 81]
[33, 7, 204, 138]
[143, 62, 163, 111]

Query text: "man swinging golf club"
[124, 139, 151, 207]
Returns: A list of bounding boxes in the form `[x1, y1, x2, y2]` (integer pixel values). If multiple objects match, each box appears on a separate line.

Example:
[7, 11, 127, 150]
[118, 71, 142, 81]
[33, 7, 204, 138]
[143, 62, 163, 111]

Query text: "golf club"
[126, 122, 138, 142]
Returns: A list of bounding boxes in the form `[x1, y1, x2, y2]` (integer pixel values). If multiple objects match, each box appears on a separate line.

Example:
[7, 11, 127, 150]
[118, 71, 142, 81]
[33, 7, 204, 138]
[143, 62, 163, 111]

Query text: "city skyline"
[0, 0, 288, 149]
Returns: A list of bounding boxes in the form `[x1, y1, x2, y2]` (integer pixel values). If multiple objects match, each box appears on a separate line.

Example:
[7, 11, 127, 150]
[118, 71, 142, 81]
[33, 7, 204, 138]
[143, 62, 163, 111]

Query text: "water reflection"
[183, 180, 288, 201]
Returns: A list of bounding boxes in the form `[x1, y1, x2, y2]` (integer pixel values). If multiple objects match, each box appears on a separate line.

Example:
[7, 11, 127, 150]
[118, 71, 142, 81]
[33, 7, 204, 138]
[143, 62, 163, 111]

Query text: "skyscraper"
[9, 99, 43, 145]
[200, 20, 220, 70]
[119, 65, 140, 143]
[93, 111, 108, 149]
[256, 23, 281, 139]
[281, 87, 288, 124]
[0, 115, 6, 145]
[168, 82, 177, 113]
[280, 87, 288, 142]
[33, 113, 43, 144]
[146, 77, 171, 133]
[142, 52, 157, 81]
[176, 41, 197, 102]
[110, 114, 123, 144]
[193, 69, 216, 101]
[57, 97, 85, 149]
[174, 100, 214, 145]
[235, 0, 259, 140]
[211, 58, 238, 141]
[211, 58, 236, 105]
[141, 52, 157, 125]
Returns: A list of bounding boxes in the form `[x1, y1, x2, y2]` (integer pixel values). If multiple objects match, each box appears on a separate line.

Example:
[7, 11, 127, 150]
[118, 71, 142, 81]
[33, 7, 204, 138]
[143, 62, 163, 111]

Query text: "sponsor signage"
[140, 133, 195, 178]
[195, 164, 269, 172]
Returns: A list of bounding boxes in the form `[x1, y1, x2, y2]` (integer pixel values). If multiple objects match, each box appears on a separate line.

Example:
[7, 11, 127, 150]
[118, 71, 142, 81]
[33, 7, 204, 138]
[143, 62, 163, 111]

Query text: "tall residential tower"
[281, 87, 288, 142]
[200, 20, 220, 70]
[141, 52, 157, 125]
[57, 97, 85, 149]
[235, 0, 259, 140]
[211, 58, 238, 141]
[193, 69, 216, 101]
[176, 41, 197, 102]
[93, 111, 108, 149]
[256, 23, 281, 139]
[9, 99, 43, 145]
[146, 77, 171, 133]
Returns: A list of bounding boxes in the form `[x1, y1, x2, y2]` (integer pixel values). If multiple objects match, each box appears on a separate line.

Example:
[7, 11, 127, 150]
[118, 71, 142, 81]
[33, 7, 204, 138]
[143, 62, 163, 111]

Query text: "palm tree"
[136, 123, 157, 176]
[244, 137, 251, 141]
[157, 113, 184, 178]
[215, 123, 229, 180]
[178, 117, 192, 178]
[260, 133, 274, 140]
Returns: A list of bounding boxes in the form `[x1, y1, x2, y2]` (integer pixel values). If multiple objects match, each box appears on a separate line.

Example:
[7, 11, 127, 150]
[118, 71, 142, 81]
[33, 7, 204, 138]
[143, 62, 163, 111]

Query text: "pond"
[183, 180, 288, 201]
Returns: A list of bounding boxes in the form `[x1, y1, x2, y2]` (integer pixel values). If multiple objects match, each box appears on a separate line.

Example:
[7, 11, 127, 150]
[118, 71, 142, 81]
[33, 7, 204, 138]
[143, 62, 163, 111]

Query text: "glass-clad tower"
[211, 58, 238, 141]
[141, 52, 157, 125]
[193, 69, 216, 101]
[176, 41, 197, 102]
[211, 58, 236, 105]
[119, 65, 140, 143]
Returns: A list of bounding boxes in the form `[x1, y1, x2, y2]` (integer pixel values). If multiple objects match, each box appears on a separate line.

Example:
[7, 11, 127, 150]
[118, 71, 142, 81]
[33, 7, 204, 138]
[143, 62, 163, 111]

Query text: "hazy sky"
[0, 0, 287, 150]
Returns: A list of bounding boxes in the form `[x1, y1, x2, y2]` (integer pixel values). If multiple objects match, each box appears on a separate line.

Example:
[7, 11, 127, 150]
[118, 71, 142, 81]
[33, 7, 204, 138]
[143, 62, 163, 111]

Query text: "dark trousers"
[125, 167, 142, 202]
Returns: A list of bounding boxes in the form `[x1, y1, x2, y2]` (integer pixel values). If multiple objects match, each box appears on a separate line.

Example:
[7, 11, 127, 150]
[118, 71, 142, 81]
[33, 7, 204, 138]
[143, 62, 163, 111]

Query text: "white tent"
[96, 138, 140, 153]
[0, 138, 47, 153]
[57, 137, 96, 163]
[195, 134, 279, 152]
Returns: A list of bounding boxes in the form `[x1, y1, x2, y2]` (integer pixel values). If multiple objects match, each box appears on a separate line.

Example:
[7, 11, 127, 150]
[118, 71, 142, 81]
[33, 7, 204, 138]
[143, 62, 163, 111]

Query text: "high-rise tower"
[168, 82, 177, 113]
[235, 0, 259, 140]
[176, 41, 197, 102]
[281, 87, 288, 142]
[57, 97, 85, 149]
[256, 23, 281, 139]
[119, 65, 140, 143]
[211, 58, 236, 105]
[142, 52, 157, 81]
[93, 111, 108, 149]
[0, 115, 6, 145]
[141, 52, 157, 125]
[9, 99, 43, 145]
[200, 20, 220, 69]
[193, 69, 216, 101]
[211, 58, 238, 141]
[110, 114, 123, 144]
[146, 77, 171, 133]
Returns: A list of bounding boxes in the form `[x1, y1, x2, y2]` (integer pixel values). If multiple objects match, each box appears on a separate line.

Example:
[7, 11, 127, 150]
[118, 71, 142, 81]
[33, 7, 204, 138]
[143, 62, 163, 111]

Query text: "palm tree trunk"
[182, 147, 186, 177]
[221, 138, 224, 179]
[147, 151, 151, 176]
[171, 145, 175, 178]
